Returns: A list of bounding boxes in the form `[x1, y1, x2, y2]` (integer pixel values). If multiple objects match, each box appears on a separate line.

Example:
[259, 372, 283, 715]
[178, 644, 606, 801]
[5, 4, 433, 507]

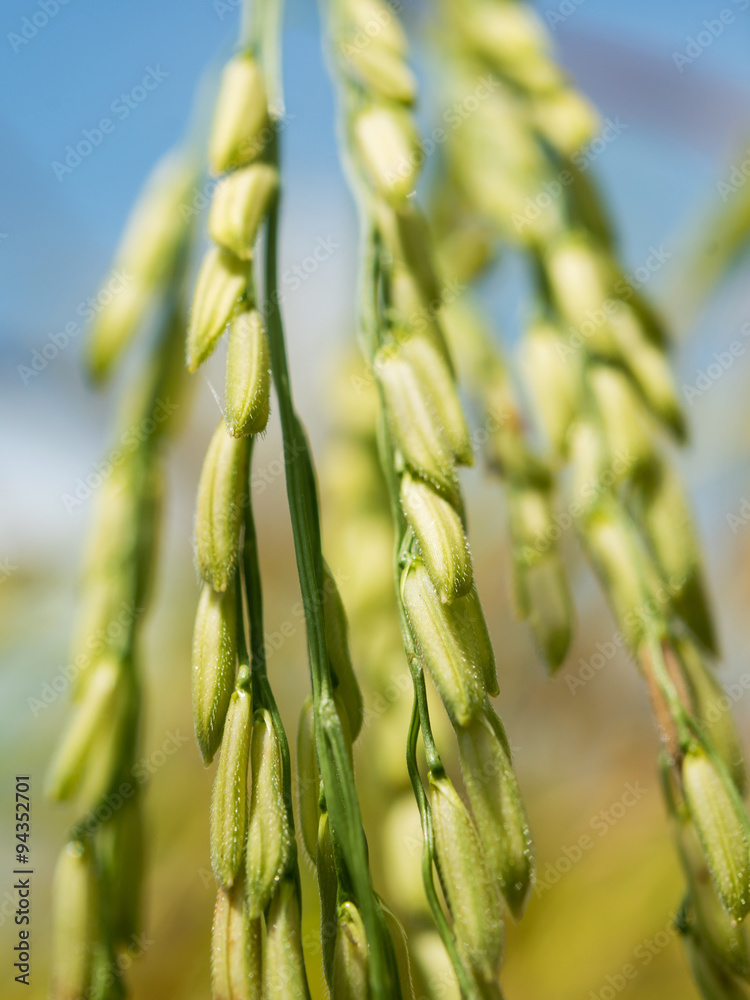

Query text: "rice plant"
[46, 1, 750, 998]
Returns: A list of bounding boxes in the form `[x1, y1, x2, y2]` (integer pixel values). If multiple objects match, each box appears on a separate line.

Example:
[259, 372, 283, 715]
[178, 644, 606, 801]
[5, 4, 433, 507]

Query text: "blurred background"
[2, 0, 750, 997]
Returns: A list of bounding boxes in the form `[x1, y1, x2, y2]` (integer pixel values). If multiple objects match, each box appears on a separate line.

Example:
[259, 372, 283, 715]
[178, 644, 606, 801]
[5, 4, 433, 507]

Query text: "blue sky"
[2, 0, 749, 339]
[2, 0, 750, 562]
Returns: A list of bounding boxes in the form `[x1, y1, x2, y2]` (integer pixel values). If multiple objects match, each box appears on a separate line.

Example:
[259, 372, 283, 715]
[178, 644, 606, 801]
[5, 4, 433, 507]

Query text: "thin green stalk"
[262, 127, 398, 1000]
[248, 1, 397, 989]
[241, 495, 297, 851]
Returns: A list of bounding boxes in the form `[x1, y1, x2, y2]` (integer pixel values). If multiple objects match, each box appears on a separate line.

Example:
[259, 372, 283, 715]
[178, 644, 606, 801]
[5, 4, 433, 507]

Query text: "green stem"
[240, 0, 255, 51]
[262, 130, 398, 1000]
[241, 494, 298, 856]
[253, 0, 395, 988]
[253, 0, 284, 109]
